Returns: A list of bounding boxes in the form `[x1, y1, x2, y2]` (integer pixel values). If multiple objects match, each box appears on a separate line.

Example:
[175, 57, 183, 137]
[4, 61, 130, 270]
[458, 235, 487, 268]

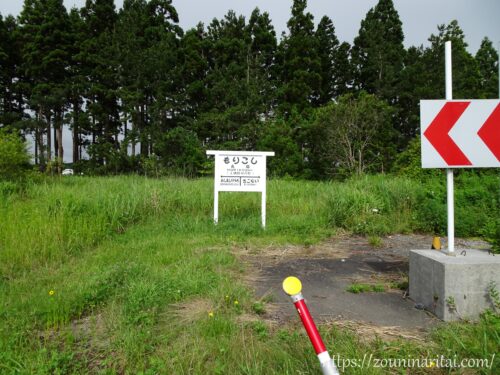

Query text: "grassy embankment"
[0, 174, 498, 374]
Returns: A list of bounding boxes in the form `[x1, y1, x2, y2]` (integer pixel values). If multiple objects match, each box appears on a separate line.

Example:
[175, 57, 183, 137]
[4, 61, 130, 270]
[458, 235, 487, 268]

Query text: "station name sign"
[206, 150, 275, 226]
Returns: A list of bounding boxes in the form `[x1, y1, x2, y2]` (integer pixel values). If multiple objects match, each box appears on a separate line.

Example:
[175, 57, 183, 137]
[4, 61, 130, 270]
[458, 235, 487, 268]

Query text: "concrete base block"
[409, 249, 500, 321]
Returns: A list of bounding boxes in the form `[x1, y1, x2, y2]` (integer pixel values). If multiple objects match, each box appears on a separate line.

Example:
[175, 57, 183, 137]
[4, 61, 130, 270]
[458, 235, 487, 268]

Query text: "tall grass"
[324, 175, 418, 234]
[0, 177, 212, 276]
[2, 174, 497, 277]
[0, 174, 498, 373]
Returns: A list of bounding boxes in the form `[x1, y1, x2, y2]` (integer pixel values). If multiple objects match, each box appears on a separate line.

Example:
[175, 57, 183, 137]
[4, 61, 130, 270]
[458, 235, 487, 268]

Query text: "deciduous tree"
[309, 92, 395, 177]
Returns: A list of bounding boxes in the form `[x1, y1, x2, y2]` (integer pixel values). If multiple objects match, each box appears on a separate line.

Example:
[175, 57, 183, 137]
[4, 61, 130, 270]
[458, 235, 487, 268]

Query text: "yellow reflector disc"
[283, 276, 302, 295]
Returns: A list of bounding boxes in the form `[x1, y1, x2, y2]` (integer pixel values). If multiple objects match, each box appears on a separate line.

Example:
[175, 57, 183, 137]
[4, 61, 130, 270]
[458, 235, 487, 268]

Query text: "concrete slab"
[409, 249, 500, 321]
[254, 255, 437, 328]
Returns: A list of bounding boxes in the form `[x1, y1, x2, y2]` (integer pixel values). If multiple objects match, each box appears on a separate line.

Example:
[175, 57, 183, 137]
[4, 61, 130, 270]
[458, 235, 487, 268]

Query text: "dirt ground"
[236, 234, 491, 338]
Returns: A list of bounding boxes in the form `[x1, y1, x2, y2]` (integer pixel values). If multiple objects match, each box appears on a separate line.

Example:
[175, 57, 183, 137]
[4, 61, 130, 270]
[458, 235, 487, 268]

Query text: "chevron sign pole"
[420, 99, 500, 168]
[420, 41, 500, 255]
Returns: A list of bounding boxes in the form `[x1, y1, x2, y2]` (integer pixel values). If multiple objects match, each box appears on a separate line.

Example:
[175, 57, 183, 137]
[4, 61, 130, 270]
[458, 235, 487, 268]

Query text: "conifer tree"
[351, 0, 405, 103]
[246, 8, 277, 116]
[115, 0, 153, 159]
[19, 0, 72, 169]
[335, 42, 354, 96]
[145, 0, 182, 135]
[6, 0, 496, 178]
[313, 16, 339, 105]
[197, 11, 249, 148]
[427, 21, 481, 99]
[2, 12, 40, 162]
[397, 45, 426, 142]
[475, 37, 499, 98]
[66, 8, 87, 164]
[177, 24, 209, 125]
[0, 14, 23, 128]
[278, 0, 321, 116]
[19, 0, 49, 164]
[80, 0, 121, 166]
[0, 14, 9, 126]
[398, 21, 482, 146]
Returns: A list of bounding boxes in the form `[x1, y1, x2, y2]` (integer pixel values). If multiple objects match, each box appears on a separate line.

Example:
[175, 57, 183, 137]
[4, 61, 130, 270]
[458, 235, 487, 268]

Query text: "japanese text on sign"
[214, 153, 266, 192]
[206, 150, 275, 227]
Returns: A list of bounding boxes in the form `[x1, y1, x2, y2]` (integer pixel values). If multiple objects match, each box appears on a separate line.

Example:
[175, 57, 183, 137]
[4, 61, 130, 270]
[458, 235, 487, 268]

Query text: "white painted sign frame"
[206, 150, 275, 227]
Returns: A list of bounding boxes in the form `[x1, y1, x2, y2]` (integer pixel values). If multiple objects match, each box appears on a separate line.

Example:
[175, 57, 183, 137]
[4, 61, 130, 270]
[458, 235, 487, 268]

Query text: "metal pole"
[261, 157, 267, 228]
[445, 41, 455, 254]
[214, 190, 219, 224]
[261, 190, 266, 228]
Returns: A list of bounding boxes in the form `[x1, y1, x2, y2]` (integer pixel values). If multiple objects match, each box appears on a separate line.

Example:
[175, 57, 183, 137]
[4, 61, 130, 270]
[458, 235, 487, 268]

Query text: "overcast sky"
[1, 0, 499, 54]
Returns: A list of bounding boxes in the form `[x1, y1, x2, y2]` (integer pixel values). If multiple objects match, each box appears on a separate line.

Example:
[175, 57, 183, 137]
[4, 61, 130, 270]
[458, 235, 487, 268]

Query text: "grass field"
[0, 175, 498, 374]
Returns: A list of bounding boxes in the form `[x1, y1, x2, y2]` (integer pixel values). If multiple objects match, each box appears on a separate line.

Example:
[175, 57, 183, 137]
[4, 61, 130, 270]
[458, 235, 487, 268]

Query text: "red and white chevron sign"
[420, 100, 500, 168]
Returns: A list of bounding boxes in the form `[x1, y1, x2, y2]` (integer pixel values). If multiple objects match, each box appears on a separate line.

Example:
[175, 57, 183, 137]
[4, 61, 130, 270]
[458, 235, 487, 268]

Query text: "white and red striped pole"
[283, 276, 340, 375]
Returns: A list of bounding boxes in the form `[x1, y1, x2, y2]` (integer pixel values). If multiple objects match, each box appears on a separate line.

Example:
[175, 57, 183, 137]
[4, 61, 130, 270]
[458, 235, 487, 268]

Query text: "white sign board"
[420, 100, 500, 168]
[206, 150, 275, 227]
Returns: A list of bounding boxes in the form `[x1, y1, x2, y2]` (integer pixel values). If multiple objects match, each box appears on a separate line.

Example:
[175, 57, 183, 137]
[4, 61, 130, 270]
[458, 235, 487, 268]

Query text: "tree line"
[0, 0, 498, 178]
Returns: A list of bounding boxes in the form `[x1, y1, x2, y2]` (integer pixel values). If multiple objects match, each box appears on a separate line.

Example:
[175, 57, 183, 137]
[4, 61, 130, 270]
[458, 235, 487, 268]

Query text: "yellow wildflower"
[208, 311, 214, 318]
[48, 290, 55, 296]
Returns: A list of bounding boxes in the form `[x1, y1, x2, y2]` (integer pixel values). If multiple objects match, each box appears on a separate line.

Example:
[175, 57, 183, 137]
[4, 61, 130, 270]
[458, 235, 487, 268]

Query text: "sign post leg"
[446, 169, 454, 252]
[445, 41, 455, 254]
[261, 190, 266, 228]
[214, 190, 219, 224]
[261, 157, 268, 228]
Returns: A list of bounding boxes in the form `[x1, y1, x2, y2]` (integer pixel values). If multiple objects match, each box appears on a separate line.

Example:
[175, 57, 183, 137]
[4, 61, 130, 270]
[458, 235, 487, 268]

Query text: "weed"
[446, 296, 457, 313]
[251, 301, 266, 315]
[390, 278, 409, 291]
[346, 283, 385, 293]
[432, 310, 500, 373]
[346, 283, 370, 293]
[487, 282, 500, 312]
[371, 284, 386, 293]
[368, 236, 384, 248]
[250, 321, 269, 340]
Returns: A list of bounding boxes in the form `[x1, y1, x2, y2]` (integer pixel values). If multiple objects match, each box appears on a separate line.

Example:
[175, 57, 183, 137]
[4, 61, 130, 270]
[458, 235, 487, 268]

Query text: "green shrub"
[414, 180, 447, 234]
[392, 136, 440, 180]
[414, 172, 499, 237]
[308, 92, 396, 178]
[0, 180, 18, 197]
[154, 127, 205, 177]
[257, 119, 303, 177]
[491, 222, 500, 253]
[0, 130, 31, 182]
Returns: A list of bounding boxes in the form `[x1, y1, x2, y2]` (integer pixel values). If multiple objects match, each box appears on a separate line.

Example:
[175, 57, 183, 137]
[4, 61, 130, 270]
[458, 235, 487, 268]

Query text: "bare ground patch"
[325, 319, 428, 343]
[237, 234, 491, 338]
[167, 297, 215, 324]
